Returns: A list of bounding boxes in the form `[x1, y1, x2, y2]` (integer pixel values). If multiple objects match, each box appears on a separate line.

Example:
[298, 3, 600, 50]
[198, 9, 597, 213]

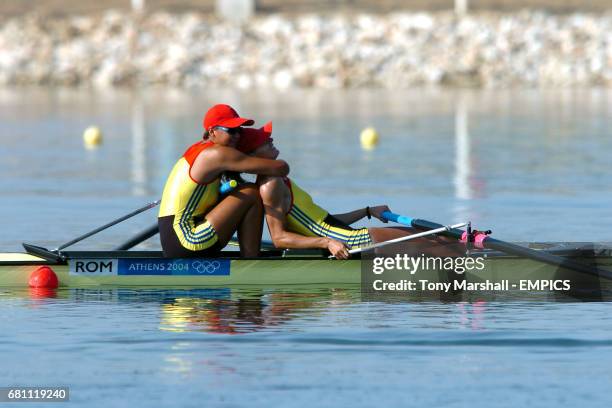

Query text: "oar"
[227, 238, 276, 251]
[52, 200, 161, 252]
[381, 211, 612, 280]
[52, 182, 240, 252]
[22, 200, 161, 260]
[333, 221, 468, 258]
[114, 224, 160, 250]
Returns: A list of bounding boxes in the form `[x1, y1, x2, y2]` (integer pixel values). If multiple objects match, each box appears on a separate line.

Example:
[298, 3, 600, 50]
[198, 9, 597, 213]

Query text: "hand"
[327, 239, 350, 260]
[369, 205, 391, 223]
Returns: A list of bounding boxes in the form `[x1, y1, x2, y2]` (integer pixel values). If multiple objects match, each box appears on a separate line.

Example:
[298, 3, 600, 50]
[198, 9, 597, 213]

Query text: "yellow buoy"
[360, 127, 379, 150]
[83, 126, 103, 148]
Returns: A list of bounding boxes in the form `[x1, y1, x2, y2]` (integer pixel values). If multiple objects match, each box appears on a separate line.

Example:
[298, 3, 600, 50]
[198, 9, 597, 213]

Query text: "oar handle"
[381, 211, 414, 227]
[382, 211, 467, 237]
[219, 179, 238, 195]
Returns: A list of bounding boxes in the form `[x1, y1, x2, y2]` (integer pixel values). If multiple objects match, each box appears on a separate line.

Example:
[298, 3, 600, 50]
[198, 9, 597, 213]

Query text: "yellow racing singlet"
[158, 141, 220, 252]
[285, 179, 372, 249]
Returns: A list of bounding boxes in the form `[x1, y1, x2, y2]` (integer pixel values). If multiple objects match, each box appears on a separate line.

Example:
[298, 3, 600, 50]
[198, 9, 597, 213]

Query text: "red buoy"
[28, 266, 59, 289]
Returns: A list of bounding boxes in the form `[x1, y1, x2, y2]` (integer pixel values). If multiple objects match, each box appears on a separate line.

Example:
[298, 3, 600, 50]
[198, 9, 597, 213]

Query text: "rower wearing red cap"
[157, 104, 289, 258]
[237, 125, 454, 260]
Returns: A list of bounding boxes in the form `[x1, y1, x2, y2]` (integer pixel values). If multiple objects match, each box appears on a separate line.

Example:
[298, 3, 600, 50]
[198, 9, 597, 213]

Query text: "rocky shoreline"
[1, 10, 611, 88]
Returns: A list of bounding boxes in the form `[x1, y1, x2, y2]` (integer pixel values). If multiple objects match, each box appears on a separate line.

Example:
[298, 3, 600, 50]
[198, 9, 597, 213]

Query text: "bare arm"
[191, 146, 289, 183]
[259, 178, 349, 259]
[330, 208, 369, 225]
[223, 148, 289, 176]
[331, 205, 392, 225]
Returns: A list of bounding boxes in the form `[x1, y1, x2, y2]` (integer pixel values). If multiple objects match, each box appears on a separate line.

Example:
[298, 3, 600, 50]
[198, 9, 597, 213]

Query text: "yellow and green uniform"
[284, 179, 372, 249]
[158, 141, 220, 256]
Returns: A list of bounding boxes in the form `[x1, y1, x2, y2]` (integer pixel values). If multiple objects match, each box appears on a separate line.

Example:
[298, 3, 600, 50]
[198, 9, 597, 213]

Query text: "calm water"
[2, 288, 612, 407]
[1, 88, 612, 406]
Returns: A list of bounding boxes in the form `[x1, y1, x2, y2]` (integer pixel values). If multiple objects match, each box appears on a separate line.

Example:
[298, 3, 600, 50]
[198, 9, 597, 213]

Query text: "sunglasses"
[214, 126, 241, 135]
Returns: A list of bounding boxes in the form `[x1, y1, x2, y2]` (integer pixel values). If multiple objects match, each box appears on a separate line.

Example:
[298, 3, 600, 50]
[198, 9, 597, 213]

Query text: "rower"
[157, 104, 290, 258]
[237, 125, 462, 259]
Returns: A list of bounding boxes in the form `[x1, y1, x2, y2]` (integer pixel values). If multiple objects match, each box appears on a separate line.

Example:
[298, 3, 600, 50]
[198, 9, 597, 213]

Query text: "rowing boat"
[3, 205, 611, 299]
[2, 243, 612, 294]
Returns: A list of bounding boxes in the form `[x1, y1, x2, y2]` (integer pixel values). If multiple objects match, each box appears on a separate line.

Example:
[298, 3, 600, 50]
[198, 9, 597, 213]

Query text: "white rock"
[273, 70, 294, 89]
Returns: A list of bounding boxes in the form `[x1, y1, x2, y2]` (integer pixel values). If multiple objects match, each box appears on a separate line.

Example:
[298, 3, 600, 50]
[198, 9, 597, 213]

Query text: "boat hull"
[0, 257, 361, 287]
[2, 245, 612, 294]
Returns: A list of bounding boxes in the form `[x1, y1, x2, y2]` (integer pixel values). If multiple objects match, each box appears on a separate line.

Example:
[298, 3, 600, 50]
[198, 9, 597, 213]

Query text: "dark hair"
[202, 129, 210, 140]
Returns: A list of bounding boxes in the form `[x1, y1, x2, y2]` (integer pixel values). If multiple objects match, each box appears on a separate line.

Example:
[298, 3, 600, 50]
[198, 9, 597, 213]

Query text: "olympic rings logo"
[191, 260, 221, 274]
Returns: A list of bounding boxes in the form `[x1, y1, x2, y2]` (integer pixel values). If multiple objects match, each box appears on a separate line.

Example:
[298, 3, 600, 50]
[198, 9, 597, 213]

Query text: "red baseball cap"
[203, 104, 254, 131]
[237, 122, 273, 153]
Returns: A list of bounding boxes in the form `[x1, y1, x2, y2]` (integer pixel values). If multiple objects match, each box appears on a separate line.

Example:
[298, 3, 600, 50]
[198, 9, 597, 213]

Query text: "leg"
[205, 183, 263, 257]
[369, 227, 464, 257]
[236, 193, 263, 257]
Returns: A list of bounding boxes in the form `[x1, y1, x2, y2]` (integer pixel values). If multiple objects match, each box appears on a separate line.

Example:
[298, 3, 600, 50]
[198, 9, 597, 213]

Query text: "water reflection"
[63, 287, 360, 334]
[7, 285, 607, 337]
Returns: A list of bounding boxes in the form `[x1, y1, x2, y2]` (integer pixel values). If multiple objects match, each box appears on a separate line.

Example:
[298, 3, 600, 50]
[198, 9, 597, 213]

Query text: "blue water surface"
[1, 288, 612, 407]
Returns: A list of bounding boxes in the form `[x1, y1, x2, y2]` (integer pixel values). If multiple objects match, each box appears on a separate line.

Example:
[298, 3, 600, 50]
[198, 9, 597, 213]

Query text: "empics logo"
[69, 259, 118, 276]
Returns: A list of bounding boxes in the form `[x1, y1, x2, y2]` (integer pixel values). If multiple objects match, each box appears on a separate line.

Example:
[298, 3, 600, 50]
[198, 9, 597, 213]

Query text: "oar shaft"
[381, 211, 612, 280]
[55, 200, 161, 251]
[228, 238, 276, 251]
[348, 222, 468, 255]
[114, 223, 160, 251]
[483, 237, 609, 279]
